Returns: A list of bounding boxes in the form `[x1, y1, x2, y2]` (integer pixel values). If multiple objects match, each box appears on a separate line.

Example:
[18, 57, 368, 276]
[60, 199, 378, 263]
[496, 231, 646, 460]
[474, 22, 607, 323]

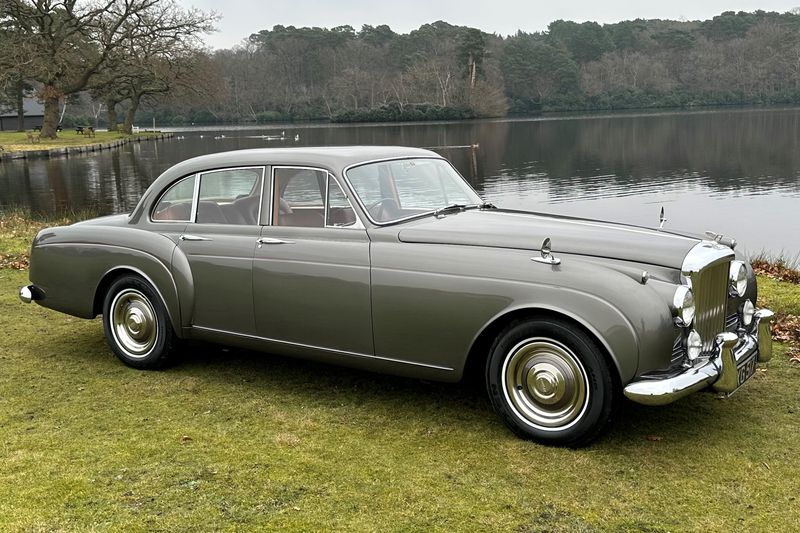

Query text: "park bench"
[75, 126, 96, 137]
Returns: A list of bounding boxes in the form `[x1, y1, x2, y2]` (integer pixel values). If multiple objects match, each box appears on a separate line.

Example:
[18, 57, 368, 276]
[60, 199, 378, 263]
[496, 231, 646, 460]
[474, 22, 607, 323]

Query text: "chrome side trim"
[499, 212, 698, 242]
[191, 325, 455, 372]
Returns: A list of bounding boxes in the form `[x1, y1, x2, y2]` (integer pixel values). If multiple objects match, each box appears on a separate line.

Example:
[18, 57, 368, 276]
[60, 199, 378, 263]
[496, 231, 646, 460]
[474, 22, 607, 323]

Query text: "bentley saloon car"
[20, 146, 773, 446]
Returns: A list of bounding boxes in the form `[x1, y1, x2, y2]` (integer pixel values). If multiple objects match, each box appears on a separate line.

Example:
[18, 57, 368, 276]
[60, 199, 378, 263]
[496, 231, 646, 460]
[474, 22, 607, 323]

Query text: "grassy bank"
[0, 130, 162, 153]
[1, 213, 799, 531]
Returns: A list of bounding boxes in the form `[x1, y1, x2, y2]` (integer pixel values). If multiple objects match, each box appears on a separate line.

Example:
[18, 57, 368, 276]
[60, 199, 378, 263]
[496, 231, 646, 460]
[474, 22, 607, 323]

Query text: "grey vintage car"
[19, 146, 774, 446]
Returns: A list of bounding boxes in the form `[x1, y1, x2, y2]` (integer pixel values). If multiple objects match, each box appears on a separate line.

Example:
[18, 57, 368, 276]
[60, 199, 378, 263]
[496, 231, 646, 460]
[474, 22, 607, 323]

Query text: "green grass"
[758, 276, 800, 316]
[0, 130, 162, 152]
[1, 212, 799, 531]
[1, 273, 800, 531]
[0, 209, 99, 269]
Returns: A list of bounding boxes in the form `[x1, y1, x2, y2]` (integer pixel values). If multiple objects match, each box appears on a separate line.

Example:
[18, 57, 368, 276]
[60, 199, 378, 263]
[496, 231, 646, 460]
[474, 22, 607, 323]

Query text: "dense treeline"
[144, 9, 800, 125]
[5, 5, 800, 128]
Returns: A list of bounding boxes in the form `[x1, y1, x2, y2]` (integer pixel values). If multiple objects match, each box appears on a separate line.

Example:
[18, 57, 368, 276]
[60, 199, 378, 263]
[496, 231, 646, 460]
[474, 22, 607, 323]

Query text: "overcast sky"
[179, 1, 800, 50]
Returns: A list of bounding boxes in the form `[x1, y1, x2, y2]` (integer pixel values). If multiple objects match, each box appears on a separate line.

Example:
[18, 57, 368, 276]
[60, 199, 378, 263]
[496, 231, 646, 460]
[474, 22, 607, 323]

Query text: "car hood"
[396, 209, 700, 269]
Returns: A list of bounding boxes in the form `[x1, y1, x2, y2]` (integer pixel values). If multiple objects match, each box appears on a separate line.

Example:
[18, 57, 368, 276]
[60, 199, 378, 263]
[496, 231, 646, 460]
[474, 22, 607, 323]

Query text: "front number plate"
[735, 353, 759, 390]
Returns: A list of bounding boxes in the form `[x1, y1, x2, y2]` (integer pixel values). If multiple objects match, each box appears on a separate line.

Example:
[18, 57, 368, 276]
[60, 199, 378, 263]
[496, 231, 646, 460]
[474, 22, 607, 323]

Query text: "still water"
[1, 107, 799, 259]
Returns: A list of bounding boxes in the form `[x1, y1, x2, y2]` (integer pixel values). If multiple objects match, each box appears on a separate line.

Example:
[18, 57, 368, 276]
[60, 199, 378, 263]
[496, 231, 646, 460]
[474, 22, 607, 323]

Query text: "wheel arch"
[463, 306, 627, 389]
[93, 266, 183, 337]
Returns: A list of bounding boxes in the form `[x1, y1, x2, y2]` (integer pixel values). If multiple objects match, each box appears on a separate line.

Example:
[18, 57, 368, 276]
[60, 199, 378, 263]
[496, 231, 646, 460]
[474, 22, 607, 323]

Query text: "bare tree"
[0, 0, 215, 138]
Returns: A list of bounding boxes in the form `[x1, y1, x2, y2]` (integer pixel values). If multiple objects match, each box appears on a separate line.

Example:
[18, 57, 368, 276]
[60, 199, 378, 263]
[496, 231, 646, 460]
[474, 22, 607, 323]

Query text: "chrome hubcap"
[110, 289, 158, 358]
[503, 338, 589, 430]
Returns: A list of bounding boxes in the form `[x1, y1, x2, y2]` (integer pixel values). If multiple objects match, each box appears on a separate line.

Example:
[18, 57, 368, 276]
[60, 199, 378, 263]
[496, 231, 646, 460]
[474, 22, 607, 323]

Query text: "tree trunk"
[106, 98, 118, 132]
[122, 95, 140, 134]
[15, 80, 24, 132]
[39, 88, 61, 139]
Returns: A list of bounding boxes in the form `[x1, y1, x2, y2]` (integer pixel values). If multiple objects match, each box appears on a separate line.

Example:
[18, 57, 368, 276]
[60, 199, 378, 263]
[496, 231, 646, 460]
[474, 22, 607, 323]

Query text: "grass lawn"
[1, 214, 799, 531]
[0, 130, 162, 152]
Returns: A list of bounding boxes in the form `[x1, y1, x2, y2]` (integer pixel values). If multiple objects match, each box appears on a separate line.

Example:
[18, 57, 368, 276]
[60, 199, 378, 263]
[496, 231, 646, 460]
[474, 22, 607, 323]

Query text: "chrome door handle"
[180, 234, 212, 241]
[257, 237, 295, 245]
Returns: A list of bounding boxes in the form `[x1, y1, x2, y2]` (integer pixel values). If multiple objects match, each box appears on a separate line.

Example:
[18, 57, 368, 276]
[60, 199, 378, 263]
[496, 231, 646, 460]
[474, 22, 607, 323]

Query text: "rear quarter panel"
[29, 224, 189, 332]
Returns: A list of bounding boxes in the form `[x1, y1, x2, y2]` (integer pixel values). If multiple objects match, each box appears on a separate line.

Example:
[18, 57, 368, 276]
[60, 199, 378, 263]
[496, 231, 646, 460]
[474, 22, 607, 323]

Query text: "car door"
[177, 166, 267, 335]
[253, 167, 373, 355]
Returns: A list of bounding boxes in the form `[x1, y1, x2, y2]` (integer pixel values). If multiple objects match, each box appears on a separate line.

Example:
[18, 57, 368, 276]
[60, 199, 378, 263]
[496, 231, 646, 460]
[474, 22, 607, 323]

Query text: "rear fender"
[29, 226, 193, 334]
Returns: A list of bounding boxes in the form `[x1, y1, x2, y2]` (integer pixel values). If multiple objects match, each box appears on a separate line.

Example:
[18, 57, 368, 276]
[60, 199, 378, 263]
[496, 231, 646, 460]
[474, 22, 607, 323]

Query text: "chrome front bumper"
[624, 308, 774, 406]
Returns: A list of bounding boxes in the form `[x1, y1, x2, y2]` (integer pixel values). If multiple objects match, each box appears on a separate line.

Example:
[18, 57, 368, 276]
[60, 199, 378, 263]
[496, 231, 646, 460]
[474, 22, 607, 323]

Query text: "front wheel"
[102, 275, 178, 369]
[486, 318, 618, 447]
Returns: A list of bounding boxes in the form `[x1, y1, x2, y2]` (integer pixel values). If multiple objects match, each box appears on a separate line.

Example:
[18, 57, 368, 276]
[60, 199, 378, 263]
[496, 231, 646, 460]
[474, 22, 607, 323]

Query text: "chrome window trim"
[190, 172, 201, 222]
[193, 166, 266, 224]
[341, 156, 482, 227]
[325, 173, 365, 230]
[149, 174, 197, 224]
[270, 165, 365, 230]
[257, 165, 271, 226]
[256, 167, 266, 224]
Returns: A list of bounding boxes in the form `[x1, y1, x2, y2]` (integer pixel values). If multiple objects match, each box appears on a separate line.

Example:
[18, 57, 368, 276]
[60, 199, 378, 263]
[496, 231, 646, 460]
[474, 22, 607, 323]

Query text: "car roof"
[159, 146, 440, 181]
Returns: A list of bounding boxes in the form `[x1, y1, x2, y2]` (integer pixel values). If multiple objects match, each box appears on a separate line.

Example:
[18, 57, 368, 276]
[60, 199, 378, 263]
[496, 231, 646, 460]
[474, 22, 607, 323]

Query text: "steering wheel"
[367, 197, 399, 221]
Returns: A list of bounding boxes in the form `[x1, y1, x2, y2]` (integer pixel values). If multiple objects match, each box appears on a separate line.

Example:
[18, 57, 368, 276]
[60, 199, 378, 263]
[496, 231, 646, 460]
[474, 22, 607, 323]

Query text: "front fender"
[369, 240, 677, 384]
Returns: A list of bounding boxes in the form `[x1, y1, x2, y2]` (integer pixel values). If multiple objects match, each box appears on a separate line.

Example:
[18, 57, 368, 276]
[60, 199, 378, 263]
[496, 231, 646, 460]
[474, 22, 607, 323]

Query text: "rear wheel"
[486, 318, 618, 447]
[102, 275, 177, 369]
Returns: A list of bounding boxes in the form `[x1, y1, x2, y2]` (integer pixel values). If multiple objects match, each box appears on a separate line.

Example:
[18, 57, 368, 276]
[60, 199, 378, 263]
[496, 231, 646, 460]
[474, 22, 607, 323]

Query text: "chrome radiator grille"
[692, 261, 730, 353]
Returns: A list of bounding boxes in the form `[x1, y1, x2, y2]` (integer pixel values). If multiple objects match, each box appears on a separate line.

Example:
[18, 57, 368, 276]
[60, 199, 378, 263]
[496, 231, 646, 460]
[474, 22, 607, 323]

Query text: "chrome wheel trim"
[110, 289, 158, 359]
[501, 337, 589, 431]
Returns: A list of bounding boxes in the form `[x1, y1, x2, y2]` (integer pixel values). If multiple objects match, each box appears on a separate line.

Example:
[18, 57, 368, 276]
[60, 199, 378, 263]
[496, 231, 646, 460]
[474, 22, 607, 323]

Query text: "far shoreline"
[156, 104, 800, 133]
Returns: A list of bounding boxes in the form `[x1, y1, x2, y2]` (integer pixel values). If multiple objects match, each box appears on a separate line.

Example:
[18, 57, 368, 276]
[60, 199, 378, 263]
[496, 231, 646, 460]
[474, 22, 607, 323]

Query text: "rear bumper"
[624, 308, 774, 406]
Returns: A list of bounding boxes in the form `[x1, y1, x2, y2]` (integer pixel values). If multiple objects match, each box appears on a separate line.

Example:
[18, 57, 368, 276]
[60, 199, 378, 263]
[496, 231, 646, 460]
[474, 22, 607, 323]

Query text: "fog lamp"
[687, 329, 703, 361]
[741, 299, 755, 327]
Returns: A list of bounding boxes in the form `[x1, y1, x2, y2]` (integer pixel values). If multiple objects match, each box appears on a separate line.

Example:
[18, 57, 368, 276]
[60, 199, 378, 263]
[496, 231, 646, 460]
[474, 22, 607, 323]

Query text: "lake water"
[1, 107, 799, 261]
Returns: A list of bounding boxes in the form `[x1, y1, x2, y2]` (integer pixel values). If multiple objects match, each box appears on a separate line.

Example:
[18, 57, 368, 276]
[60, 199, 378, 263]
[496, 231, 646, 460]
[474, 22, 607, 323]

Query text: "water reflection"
[0, 107, 798, 257]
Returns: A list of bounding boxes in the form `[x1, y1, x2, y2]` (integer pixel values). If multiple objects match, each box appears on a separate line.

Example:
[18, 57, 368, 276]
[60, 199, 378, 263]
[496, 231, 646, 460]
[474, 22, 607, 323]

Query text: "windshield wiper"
[432, 202, 495, 218]
[433, 203, 469, 217]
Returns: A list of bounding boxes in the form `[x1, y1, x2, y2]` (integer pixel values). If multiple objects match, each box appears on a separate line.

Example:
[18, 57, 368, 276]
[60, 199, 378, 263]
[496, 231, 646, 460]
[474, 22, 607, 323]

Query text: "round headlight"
[741, 299, 755, 327]
[687, 329, 703, 361]
[672, 286, 695, 327]
[729, 260, 748, 297]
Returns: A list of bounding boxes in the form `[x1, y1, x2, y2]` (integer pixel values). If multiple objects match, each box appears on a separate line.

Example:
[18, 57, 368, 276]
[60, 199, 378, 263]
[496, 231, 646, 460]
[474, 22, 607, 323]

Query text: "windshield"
[345, 158, 482, 223]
